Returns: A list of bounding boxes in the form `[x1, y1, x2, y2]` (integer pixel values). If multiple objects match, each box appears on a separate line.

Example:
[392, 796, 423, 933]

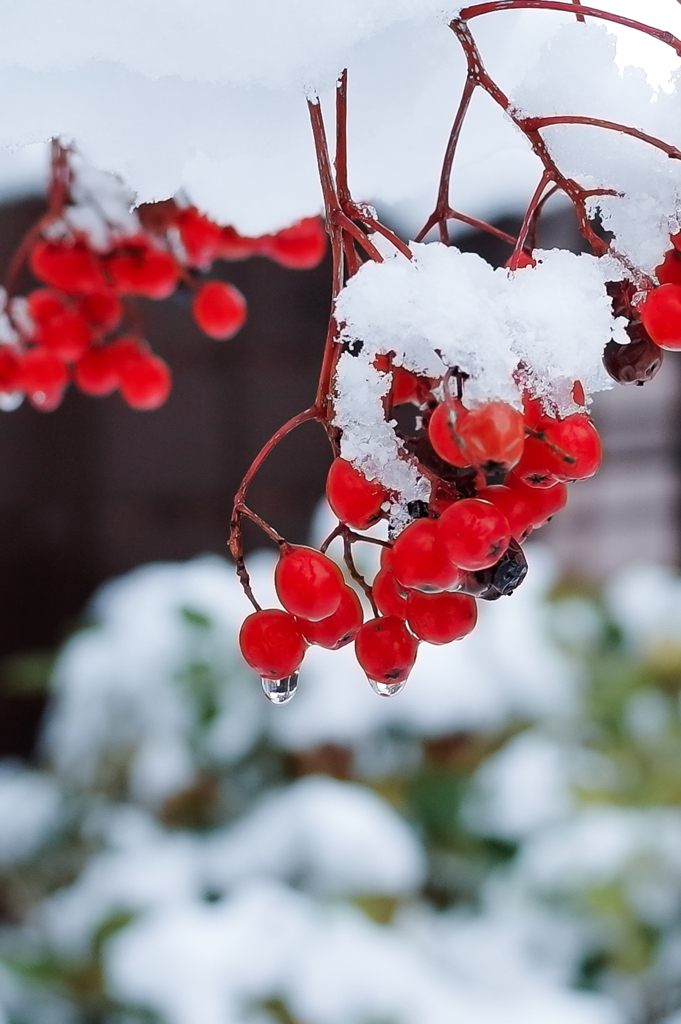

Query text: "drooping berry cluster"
[238, 366, 601, 702]
[0, 144, 326, 412]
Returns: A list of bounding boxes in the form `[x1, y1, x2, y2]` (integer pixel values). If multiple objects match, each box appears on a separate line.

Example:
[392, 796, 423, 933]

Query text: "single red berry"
[261, 218, 327, 269]
[512, 435, 560, 488]
[507, 474, 568, 527]
[106, 335, 149, 373]
[406, 590, 478, 645]
[541, 413, 602, 481]
[275, 545, 345, 621]
[639, 284, 681, 350]
[76, 293, 123, 335]
[427, 401, 470, 467]
[389, 367, 432, 406]
[456, 401, 525, 475]
[239, 608, 307, 679]
[572, 380, 586, 407]
[30, 239, 107, 294]
[603, 328, 663, 386]
[217, 227, 261, 261]
[656, 250, 681, 286]
[177, 208, 223, 267]
[192, 280, 247, 340]
[439, 498, 511, 571]
[297, 585, 363, 650]
[27, 288, 70, 329]
[354, 615, 419, 686]
[106, 244, 179, 299]
[38, 310, 91, 362]
[391, 518, 462, 593]
[326, 458, 388, 530]
[119, 352, 172, 410]
[18, 350, 69, 409]
[74, 346, 120, 396]
[477, 484, 534, 540]
[372, 568, 409, 618]
[522, 392, 544, 430]
[0, 348, 20, 392]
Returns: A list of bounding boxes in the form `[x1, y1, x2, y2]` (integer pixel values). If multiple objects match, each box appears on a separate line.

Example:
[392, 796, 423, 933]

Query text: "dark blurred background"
[0, 197, 677, 758]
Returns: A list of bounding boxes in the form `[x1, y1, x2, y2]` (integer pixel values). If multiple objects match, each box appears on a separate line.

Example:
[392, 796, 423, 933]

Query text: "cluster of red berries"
[239, 368, 602, 702]
[0, 191, 326, 413]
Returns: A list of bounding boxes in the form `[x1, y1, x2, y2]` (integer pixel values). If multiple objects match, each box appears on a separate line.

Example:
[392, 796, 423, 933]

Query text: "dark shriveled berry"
[603, 324, 663, 386]
[459, 539, 528, 601]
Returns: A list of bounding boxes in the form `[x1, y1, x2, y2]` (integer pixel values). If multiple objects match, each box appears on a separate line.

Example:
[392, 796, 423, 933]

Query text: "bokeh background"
[0, 168, 680, 1024]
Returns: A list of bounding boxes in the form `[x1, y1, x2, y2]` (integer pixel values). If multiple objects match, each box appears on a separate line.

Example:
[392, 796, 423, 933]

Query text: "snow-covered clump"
[334, 242, 626, 507]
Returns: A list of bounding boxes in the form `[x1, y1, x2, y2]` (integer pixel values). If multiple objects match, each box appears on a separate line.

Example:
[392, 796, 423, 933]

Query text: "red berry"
[372, 568, 409, 618]
[106, 244, 179, 299]
[541, 413, 602, 481]
[406, 590, 477, 645]
[38, 310, 91, 362]
[261, 218, 326, 270]
[217, 227, 260, 261]
[177, 208, 223, 267]
[27, 288, 70, 329]
[656, 250, 681, 286]
[389, 368, 432, 406]
[297, 586, 363, 650]
[18, 350, 69, 409]
[427, 401, 470, 467]
[30, 239, 107, 294]
[439, 498, 511, 571]
[76, 293, 123, 335]
[0, 348, 20, 392]
[119, 353, 172, 410]
[507, 474, 568, 527]
[239, 608, 307, 679]
[74, 346, 120, 396]
[512, 435, 560, 488]
[106, 335, 148, 373]
[639, 284, 681, 350]
[456, 401, 525, 475]
[391, 518, 462, 593]
[477, 484, 533, 540]
[326, 458, 388, 530]
[192, 281, 247, 340]
[274, 545, 345, 621]
[354, 615, 419, 686]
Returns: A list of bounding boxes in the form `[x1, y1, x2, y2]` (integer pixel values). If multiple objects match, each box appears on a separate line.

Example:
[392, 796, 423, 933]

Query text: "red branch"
[521, 115, 681, 161]
[459, 2, 681, 57]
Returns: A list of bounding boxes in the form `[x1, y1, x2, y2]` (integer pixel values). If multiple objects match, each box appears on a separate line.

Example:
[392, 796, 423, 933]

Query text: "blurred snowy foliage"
[0, 544, 681, 1022]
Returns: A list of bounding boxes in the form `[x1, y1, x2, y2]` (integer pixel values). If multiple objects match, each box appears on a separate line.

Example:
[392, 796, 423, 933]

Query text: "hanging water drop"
[261, 672, 299, 704]
[367, 677, 407, 698]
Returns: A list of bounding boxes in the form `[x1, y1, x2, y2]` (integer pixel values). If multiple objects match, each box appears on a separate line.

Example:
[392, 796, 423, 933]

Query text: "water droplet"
[367, 677, 407, 698]
[261, 672, 299, 704]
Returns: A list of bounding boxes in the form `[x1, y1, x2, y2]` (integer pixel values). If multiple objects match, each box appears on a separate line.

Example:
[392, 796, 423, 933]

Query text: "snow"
[0, 0, 676, 250]
[105, 879, 620, 1024]
[202, 775, 425, 898]
[0, 762, 61, 864]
